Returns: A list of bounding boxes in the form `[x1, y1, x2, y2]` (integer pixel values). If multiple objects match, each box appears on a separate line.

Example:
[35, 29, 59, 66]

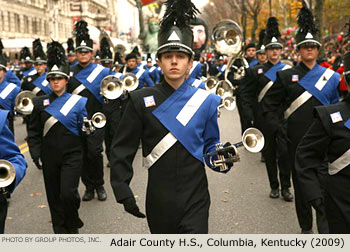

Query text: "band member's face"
[127, 58, 137, 69]
[34, 64, 46, 75]
[266, 48, 282, 62]
[68, 55, 76, 63]
[257, 53, 267, 64]
[245, 48, 256, 59]
[159, 51, 192, 83]
[191, 25, 206, 50]
[0, 69, 5, 82]
[298, 45, 319, 62]
[24, 62, 33, 69]
[147, 61, 152, 67]
[76, 51, 93, 65]
[49, 76, 67, 95]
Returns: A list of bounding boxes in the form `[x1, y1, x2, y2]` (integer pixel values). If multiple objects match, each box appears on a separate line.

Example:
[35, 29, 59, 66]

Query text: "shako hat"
[256, 29, 266, 54]
[67, 38, 76, 56]
[156, 0, 199, 58]
[46, 40, 70, 80]
[100, 37, 113, 64]
[263, 17, 283, 49]
[296, 4, 321, 49]
[75, 20, 93, 52]
[33, 38, 47, 65]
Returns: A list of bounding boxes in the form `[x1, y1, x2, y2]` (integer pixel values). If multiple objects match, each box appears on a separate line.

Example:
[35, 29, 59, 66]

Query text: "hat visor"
[265, 42, 283, 50]
[297, 40, 321, 48]
[76, 46, 93, 52]
[47, 71, 69, 80]
[0, 64, 7, 71]
[157, 43, 194, 58]
[34, 60, 47, 65]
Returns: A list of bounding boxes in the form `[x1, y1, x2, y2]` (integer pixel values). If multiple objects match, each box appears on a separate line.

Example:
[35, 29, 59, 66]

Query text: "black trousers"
[290, 144, 329, 233]
[262, 130, 291, 190]
[0, 194, 7, 234]
[81, 128, 105, 190]
[42, 149, 84, 233]
[236, 93, 252, 135]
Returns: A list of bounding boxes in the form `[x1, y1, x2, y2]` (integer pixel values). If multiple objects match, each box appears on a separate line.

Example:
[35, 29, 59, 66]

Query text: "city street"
[5, 107, 305, 234]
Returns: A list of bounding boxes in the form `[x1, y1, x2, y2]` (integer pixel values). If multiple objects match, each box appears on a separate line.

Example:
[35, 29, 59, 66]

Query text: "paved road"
[5, 107, 310, 234]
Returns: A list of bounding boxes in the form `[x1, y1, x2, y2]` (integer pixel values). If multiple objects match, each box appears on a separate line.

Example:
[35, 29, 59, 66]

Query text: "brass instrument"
[204, 76, 220, 92]
[205, 128, 265, 172]
[82, 112, 106, 134]
[0, 160, 16, 194]
[15, 91, 35, 115]
[219, 96, 236, 111]
[122, 73, 139, 92]
[100, 75, 124, 100]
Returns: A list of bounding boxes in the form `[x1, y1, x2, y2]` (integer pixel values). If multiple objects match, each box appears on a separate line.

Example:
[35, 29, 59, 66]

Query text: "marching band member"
[262, 6, 340, 234]
[256, 29, 268, 65]
[296, 51, 350, 234]
[1, 39, 21, 87]
[17, 47, 36, 80]
[122, 51, 155, 89]
[241, 17, 293, 201]
[110, 0, 234, 234]
[0, 110, 27, 234]
[67, 38, 78, 67]
[0, 56, 21, 133]
[67, 20, 110, 202]
[22, 39, 52, 97]
[245, 43, 258, 67]
[27, 41, 90, 234]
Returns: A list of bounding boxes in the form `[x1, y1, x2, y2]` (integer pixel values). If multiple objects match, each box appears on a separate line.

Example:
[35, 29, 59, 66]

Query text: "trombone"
[0, 160, 16, 194]
[14, 91, 35, 115]
[205, 128, 265, 172]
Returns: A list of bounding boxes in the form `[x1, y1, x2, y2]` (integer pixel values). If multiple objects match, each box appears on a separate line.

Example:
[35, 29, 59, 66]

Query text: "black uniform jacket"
[262, 62, 328, 146]
[296, 97, 350, 204]
[67, 64, 103, 117]
[241, 61, 280, 134]
[21, 73, 47, 96]
[110, 81, 210, 230]
[27, 93, 84, 162]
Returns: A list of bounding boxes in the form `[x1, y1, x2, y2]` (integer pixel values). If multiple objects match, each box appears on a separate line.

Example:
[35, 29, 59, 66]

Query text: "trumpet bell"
[122, 73, 139, 92]
[216, 80, 235, 97]
[222, 96, 236, 111]
[205, 76, 219, 91]
[212, 20, 243, 57]
[242, 128, 265, 153]
[91, 112, 106, 129]
[15, 91, 35, 115]
[0, 160, 16, 189]
[100, 75, 123, 100]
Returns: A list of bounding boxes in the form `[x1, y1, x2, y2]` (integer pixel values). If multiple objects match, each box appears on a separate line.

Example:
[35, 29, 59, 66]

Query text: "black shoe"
[96, 186, 107, 201]
[66, 228, 79, 234]
[269, 188, 279, 198]
[281, 189, 293, 202]
[82, 189, 94, 201]
[301, 229, 313, 234]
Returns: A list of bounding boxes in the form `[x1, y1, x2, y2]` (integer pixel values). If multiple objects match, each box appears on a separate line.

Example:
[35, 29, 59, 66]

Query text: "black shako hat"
[156, 0, 199, 58]
[296, 4, 321, 49]
[75, 20, 93, 52]
[33, 38, 47, 65]
[100, 37, 113, 64]
[256, 29, 266, 54]
[67, 38, 75, 56]
[244, 43, 256, 52]
[20, 46, 33, 63]
[263, 17, 283, 49]
[46, 40, 70, 80]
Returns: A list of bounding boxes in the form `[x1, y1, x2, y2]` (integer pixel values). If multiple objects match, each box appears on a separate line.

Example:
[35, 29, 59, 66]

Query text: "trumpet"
[100, 75, 124, 100]
[82, 112, 106, 134]
[218, 96, 236, 111]
[15, 91, 35, 115]
[0, 160, 16, 194]
[122, 73, 139, 92]
[205, 128, 265, 172]
[204, 76, 220, 92]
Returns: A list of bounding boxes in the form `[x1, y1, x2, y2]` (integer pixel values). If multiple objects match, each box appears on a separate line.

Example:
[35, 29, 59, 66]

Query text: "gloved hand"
[214, 142, 236, 173]
[310, 198, 324, 212]
[122, 197, 146, 218]
[33, 157, 42, 170]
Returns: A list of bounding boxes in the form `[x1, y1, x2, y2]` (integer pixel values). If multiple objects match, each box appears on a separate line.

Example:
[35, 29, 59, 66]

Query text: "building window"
[33, 18, 38, 34]
[8, 12, 12, 32]
[15, 13, 20, 33]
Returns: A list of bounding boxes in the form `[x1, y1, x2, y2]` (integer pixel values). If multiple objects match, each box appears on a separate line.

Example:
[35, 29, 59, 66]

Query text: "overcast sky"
[192, 0, 209, 10]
